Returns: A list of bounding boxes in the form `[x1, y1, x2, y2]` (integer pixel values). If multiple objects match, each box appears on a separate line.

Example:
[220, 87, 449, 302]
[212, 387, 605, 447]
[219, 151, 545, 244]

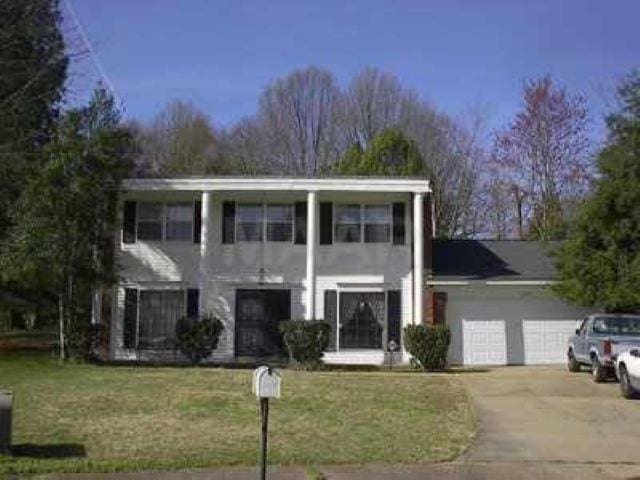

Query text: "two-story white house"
[100, 177, 432, 365]
[95, 176, 590, 366]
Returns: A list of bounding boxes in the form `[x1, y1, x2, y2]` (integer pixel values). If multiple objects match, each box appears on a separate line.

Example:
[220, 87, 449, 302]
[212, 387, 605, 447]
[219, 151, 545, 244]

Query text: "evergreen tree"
[1, 87, 135, 358]
[0, 0, 68, 235]
[334, 128, 423, 176]
[553, 71, 640, 312]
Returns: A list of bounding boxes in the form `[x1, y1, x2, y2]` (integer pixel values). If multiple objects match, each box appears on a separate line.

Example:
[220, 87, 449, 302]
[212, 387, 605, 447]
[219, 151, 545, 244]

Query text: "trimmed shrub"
[175, 313, 224, 364]
[403, 324, 451, 371]
[280, 320, 331, 370]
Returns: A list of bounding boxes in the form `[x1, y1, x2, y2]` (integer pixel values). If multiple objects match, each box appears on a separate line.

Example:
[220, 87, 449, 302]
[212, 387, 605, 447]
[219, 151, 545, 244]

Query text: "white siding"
[113, 191, 415, 364]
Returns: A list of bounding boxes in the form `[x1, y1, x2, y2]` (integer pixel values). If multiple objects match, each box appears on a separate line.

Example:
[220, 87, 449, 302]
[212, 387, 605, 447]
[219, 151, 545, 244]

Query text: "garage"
[433, 240, 591, 366]
[462, 319, 507, 365]
[522, 319, 579, 364]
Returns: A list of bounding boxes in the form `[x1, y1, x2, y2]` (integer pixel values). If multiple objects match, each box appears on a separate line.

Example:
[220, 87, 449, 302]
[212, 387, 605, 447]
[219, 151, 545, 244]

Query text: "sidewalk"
[37, 461, 640, 480]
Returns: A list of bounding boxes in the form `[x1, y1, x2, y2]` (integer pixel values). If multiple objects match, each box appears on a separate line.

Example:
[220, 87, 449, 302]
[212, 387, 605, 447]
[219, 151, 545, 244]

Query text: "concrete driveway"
[459, 365, 640, 464]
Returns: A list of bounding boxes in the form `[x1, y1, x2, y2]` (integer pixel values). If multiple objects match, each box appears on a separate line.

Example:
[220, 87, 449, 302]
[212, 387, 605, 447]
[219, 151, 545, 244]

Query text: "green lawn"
[0, 353, 475, 475]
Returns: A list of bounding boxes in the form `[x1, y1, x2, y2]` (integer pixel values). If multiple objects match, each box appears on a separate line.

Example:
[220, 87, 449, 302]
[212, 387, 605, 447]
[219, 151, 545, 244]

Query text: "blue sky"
[66, 0, 639, 140]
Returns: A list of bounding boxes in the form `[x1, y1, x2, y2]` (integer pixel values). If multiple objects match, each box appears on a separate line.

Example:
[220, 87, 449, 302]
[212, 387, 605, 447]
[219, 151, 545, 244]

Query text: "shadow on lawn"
[10, 443, 86, 458]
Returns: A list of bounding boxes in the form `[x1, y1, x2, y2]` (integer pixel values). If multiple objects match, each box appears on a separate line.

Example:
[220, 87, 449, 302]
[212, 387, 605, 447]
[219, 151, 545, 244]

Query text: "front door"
[235, 289, 291, 357]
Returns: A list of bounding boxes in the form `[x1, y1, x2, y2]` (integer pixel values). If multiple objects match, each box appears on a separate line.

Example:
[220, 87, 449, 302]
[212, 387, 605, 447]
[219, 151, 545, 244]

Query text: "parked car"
[615, 350, 640, 399]
[567, 314, 640, 382]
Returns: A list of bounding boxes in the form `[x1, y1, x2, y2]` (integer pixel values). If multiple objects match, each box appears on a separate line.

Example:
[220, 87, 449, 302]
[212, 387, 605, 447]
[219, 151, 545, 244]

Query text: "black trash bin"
[0, 390, 12, 455]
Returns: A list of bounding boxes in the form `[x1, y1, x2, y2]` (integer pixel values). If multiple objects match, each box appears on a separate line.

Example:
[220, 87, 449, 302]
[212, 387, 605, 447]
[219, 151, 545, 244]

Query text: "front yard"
[0, 353, 474, 475]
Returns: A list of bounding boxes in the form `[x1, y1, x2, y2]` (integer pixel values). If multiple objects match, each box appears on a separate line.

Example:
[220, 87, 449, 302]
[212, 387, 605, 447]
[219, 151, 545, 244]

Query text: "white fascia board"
[123, 177, 431, 194]
[426, 280, 470, 286]
[484, 280, 556, 286]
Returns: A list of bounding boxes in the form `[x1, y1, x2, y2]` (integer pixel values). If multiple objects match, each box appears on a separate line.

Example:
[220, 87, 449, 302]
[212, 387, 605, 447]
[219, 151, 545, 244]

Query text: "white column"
[91, 286, 102, 325]
[199, 191, 211, 313]
[305, 191, 317, 320]
[413, 192, 424, 324]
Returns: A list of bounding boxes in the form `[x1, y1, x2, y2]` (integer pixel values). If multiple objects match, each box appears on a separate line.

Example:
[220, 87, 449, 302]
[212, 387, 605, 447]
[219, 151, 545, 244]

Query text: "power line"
[63, 0, 124, 111]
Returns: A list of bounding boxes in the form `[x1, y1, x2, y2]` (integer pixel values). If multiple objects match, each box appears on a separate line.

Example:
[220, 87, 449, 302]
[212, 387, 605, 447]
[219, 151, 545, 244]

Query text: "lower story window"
[340, 292, 385, 349]
[138, 290, 185, 349]
[323, 290, 401, 351]
[124, 288, 194, 350]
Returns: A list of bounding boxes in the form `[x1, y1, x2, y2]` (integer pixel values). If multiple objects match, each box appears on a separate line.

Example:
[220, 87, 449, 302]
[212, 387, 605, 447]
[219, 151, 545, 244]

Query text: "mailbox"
[253, 366, 281, 399]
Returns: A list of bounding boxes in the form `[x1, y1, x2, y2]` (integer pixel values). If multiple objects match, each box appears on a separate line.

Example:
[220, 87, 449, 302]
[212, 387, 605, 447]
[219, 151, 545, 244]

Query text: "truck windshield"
[593, 316, 640, 335]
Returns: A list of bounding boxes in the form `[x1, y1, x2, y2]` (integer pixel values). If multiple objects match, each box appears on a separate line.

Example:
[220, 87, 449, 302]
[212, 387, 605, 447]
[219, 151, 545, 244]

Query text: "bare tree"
[398, 100, 483, 238]
[257, 67, 340, 175]
[342, 67, 416, 147]
[135, 100, 223, 177]
[489, 76, 592, 239]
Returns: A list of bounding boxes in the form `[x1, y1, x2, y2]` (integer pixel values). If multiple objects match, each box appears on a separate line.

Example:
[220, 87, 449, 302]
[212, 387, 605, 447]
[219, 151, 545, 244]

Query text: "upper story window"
[363, 205, 390, 243]
[266, 205, 293, 242]
[165, 203, 193, 241]
[236, 204, 264, 241]
[335, 205, 361, 243]
[137, 203, 163, 241]
[236, 204, 294, 242]
[335, 204, 391, 244]
[135, 202, 193, 242]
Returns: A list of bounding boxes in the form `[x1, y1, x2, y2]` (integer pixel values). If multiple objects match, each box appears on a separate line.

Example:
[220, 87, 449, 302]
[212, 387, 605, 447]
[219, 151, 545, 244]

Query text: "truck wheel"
[619, 365, 638, 399]
[567, 350, 581, 372]
[591, 356, 607, 383]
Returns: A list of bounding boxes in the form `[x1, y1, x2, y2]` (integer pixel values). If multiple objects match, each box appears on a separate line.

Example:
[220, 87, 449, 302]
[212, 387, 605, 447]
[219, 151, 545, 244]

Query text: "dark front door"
[235, 289, 291, 357]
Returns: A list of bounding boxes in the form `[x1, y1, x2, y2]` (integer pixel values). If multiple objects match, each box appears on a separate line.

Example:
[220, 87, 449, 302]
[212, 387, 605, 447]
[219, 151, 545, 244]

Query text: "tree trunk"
[58, 294, 65, 360]
[514, 187, 524, 239]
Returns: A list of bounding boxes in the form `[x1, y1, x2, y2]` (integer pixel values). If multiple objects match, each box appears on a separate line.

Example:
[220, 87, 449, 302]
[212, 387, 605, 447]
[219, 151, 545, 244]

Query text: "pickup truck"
[567, 314, 640, 382]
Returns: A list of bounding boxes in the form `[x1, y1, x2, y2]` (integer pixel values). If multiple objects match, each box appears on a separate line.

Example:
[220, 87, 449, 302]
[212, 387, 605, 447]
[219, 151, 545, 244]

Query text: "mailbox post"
[252, 366, 281, 480]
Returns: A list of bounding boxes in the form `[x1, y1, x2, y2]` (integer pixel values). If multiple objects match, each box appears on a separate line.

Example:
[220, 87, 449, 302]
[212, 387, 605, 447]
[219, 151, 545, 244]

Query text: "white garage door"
[463, 319, 507, 365]
[522, 319, 578, 364]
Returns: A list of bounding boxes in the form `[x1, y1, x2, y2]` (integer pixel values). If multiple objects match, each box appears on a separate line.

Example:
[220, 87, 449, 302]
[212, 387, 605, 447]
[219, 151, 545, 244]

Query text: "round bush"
[280, 319, 330, 370]
[175, 313, 224, 364]
[403, 324, 451, 371]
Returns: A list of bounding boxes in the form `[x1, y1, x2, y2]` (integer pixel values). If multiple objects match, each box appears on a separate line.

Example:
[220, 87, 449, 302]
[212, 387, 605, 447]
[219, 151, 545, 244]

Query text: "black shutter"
[319, 202, 333, 245]
[187, 289, 199, 318]
[294, 202, 307, 244]
[123, 201, 137, 244]
[392, 202, 405, 245]
[324, 290, 337, 351]
[123, 288, 138, 348]
[222, 201, 235, 244]
[387, 290, 401, 346]
[193, 200, 202, 244]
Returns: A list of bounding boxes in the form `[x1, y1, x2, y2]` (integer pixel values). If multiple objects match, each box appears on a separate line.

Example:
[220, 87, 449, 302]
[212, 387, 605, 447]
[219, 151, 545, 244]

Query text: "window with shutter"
[138, 290, 185, 350]
[165, 203, 193, 241]
[236, 204, 264, 241]
[137, 203, 163, 241]
[266, 205, 293, 242]
[334, 204, 360, 243]
[363, 205, 390, 243]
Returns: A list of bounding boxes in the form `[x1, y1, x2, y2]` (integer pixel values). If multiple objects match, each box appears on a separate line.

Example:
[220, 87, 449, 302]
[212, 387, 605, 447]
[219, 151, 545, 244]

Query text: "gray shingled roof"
[433, 240, 559, 280]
